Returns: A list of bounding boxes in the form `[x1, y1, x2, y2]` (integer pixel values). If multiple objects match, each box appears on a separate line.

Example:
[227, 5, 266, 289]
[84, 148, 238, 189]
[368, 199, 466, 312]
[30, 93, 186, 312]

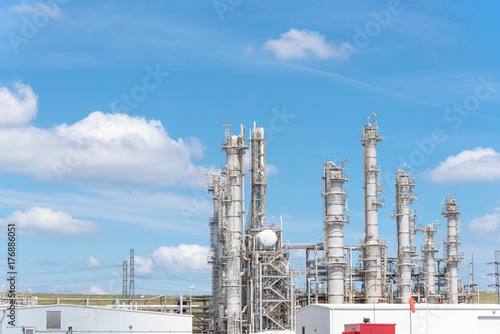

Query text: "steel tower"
[360, 120, 385, 304]
[393, 168, 417, 303]
[323, 161, 349, 304]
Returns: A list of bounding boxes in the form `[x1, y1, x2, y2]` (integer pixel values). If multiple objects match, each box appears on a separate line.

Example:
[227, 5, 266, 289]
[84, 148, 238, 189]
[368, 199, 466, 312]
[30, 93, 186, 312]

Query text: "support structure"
[393, 168, 417, 303]
[222, 125, 247, 334]
[245, 126, 294, 332]
[442, 195, 463, 304]
[421, 224, 439, 303]
[488, 250, 500, 304]
[360, 120, 385, 304]
[122, 261, 128, 299]
[323, 161, 349, 304]
[208, 174, 226, 333]
[129, 249, 135, 299]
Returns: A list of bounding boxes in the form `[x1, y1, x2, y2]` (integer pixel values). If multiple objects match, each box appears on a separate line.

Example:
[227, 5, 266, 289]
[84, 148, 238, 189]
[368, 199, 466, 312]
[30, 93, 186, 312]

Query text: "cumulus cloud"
[0, 207, 99, 237]
[135, 256, 154, 275]
[264, 28, 353, 60]
[0, 82, 38, 126]
[10, 2, 64, 19]
[469, 208, 500, 242]
[87, 256, 100, 267]
[427, 147, 500, 183]
[0, 82, 211, 187]
[153, 244, 210, 272]
[88, 286, 106, 295]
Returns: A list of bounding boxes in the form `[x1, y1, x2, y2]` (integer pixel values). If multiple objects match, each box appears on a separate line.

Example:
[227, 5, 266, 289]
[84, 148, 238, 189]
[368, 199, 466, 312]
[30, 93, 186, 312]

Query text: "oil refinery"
[205, 119, 500, 334]
[2, 119, 499, 334]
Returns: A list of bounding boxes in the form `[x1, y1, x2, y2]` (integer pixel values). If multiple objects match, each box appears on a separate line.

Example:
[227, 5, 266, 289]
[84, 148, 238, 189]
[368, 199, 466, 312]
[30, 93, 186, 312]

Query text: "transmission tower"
[488, 250, 500, 304]
[122, 261, 128, 298]
[129, 249, 135, 299]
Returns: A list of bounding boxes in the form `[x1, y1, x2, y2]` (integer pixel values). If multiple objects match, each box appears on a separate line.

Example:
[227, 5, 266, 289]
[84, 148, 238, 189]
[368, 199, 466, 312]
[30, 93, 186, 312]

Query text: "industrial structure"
[208, 124, 293, 334]
[206, 119, 486, 334]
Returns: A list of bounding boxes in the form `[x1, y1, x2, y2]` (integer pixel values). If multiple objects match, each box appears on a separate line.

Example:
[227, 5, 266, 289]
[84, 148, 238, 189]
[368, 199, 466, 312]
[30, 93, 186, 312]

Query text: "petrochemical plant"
[206, 119, 491, 334]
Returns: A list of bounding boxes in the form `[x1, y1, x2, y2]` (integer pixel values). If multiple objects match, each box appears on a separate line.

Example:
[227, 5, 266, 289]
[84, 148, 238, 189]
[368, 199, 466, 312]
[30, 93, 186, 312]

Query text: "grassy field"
[479, 291, 498, 304]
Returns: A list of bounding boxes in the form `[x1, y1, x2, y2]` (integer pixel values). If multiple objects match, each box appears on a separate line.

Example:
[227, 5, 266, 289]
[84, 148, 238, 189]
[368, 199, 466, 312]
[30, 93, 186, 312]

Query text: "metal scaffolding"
[244, 125, 294, 332]
[122, 260, 128, 299]
[488, 250, 500, 304]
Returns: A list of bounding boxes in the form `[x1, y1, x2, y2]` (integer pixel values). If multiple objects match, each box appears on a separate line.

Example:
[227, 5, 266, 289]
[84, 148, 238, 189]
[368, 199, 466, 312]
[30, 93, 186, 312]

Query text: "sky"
[0, 0, 499, 297]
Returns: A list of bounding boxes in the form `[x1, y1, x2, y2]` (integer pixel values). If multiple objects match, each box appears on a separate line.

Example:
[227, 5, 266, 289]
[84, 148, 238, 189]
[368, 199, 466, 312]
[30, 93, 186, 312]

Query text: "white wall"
[0, 304, 192, 334]
[296, 304, 500, 334]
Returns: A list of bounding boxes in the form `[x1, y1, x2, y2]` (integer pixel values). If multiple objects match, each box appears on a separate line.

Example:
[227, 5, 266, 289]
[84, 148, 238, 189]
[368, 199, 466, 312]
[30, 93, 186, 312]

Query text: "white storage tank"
[256, 229, 278, 250]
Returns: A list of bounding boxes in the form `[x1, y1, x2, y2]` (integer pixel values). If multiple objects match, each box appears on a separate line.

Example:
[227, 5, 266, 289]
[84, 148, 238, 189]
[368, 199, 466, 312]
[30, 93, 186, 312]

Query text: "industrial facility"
[206, 119, 500, 334]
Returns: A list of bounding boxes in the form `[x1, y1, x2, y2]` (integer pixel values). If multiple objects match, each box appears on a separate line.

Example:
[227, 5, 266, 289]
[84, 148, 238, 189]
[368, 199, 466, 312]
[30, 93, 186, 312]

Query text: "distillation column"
[248, 125, 293, 332]
[360, 120, 384, 304]
[250, 126, 266, 230]
[393, 169, 416, 303]
[323, 161, 349, 304]
[208, 174, 225, 333]
[421, 224, 438, 304]
[442, 195, 462, 304]
[222, 125, 247, 333]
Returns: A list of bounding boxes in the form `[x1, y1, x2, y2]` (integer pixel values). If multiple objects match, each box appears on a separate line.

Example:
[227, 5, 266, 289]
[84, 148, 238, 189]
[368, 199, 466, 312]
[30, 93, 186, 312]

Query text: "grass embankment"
[31, 293, 176, 306]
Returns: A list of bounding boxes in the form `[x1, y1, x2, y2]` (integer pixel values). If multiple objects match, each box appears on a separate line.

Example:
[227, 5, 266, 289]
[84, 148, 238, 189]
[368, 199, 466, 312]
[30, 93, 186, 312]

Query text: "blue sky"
[0, 0, 499, 296]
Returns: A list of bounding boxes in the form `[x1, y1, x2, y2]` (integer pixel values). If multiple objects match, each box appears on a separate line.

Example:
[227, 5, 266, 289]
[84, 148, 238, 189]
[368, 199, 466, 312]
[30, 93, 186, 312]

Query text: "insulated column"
[360, 121, 384, 304]
[222, 126, 247, 333]
[393, 169, 416, 303]
[323, 161, 349, 304]
[442, 195, 462, 304]
[421, 224, 438, 304]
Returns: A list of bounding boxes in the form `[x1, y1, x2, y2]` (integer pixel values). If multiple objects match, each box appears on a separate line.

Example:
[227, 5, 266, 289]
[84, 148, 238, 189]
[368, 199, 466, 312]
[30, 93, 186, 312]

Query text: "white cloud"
[266, 163, 279, 176]
[0, 82, 38, 126]
[10, 2, 64, 19]
[87, 256, 100, 267]
[428, 147, 500, 183]
[0, 82, 212, 187]
[243, 46, 254, 55]
[88, 286, 106, 295]
[264, 28, 353, 60]
[135, 256, 154, 275]
[153, 244, 210, 272]
[469, 208, 500, 242]
[0, 207, 99, 237]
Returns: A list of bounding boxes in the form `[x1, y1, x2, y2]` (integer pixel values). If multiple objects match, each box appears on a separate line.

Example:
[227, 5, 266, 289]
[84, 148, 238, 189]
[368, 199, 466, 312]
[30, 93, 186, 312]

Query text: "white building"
[296, 303, 500, 334]
[0, 304, 192, 334]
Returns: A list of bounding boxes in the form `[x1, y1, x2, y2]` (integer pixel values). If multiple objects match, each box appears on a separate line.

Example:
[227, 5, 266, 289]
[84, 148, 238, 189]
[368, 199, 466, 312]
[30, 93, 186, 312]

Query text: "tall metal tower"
[249, 126, 267, 230]
[221, 125, 247, 334]
[360, 120, 385, 304]
[208, 174, 226, 333]
[322, 161, 349, 304]
[393, 168, 417, 303]
[122, 261, 128, 299]
[442, 195, 463, 304]
[129, 249, 135, 299]
[245, 125, 294, 332]
[488, 250, 500, 304]
[421, 224, 439, 303]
